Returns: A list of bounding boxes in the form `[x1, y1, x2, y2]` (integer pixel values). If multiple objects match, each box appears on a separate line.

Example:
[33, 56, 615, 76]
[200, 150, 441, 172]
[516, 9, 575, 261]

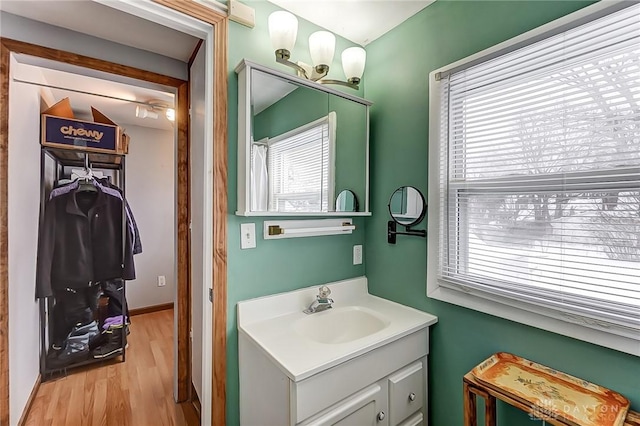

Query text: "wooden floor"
[23, 309, 198, 426]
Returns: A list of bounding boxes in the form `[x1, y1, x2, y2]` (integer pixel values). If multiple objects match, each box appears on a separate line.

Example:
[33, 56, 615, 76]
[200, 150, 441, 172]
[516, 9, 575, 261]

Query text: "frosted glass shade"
[269, 11, 298, 52]
[309, 31, 336, 67]
[342, 47, 366, 81]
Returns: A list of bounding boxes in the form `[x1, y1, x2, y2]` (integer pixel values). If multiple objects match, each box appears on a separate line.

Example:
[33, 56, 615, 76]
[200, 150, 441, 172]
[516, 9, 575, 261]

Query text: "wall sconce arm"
[387, 221, 426, 245]
[319, 79, 359, 90]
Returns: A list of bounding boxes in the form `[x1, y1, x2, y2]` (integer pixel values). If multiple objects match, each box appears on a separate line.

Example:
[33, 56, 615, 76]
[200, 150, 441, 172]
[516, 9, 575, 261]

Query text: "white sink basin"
[294, 306, 390, 344]
[237, 276, 438, 381]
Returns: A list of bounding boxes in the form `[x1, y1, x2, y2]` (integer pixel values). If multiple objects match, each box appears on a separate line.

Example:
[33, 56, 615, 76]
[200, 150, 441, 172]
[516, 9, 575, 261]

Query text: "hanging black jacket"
[36, 186, 136, 298]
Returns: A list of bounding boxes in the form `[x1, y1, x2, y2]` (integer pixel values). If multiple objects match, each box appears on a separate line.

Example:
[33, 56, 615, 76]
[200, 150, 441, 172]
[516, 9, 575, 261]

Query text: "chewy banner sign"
[44, 116, 117, 151]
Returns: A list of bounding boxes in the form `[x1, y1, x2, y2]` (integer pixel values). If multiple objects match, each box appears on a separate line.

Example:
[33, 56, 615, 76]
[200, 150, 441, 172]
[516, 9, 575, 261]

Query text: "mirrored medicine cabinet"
[235, 59, 372, 216]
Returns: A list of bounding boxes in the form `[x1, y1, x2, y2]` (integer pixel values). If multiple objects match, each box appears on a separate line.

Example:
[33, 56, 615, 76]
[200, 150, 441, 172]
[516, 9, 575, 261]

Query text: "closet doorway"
[0, 1, 228, 425]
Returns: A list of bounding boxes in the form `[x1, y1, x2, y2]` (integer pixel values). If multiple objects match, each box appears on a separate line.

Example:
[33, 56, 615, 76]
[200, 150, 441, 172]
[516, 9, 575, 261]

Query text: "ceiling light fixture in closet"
[135, 100, 175, 122]
[135, 105, 159, 119]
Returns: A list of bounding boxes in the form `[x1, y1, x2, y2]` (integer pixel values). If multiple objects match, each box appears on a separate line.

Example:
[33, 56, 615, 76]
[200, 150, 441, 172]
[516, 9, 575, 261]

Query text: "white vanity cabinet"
[301, 361, 427, 426]
[239, 327, 430, 426]
[302, 382, 387, 426]
[237, 277, 437, 426]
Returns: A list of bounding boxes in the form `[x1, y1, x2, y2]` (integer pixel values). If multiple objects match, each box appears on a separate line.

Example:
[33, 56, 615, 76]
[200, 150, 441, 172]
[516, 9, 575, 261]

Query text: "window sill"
[426, 283, 640, 357]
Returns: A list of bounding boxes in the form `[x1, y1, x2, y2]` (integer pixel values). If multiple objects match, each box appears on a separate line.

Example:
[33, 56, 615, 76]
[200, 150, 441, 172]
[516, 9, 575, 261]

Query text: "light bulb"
[268, 11, 298, 58]
[309, 31, 335, 71]
[342, 47, 366, 84]
[165, 108, 175, 122]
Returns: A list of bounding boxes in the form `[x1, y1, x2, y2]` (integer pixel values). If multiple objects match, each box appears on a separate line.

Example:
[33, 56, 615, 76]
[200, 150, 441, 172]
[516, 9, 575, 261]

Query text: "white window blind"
[438, 4, 640, 335]
[268, 113, 336, 212]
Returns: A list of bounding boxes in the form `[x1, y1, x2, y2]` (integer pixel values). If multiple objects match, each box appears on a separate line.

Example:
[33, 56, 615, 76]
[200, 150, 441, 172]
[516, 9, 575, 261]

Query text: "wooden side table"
[463, 372, 640, 426]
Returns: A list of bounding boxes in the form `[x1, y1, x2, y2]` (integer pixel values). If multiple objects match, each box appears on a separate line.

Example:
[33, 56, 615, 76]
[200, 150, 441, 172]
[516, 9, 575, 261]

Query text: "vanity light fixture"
[268, 10, 366, 90]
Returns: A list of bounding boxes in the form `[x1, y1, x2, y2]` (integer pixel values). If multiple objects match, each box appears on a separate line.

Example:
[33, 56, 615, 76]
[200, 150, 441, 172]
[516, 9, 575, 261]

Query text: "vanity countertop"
[237, 276, 438, 382]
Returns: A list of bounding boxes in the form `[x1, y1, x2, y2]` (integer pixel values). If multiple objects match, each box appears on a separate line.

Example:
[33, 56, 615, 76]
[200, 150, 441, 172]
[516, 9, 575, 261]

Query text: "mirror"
[236, 60, 371, 216]
[335, 189, 358, 212]
[389, 186, 426, 226]
[388, 186, 427, 244]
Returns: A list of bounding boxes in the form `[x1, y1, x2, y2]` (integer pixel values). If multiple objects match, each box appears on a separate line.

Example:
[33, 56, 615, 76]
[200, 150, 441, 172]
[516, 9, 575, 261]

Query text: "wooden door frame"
[0, 3, 228, 423]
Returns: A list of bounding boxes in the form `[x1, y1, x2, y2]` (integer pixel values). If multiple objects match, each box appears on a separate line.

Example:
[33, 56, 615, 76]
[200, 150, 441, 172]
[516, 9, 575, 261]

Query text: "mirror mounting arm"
[387, 221, 426, 245]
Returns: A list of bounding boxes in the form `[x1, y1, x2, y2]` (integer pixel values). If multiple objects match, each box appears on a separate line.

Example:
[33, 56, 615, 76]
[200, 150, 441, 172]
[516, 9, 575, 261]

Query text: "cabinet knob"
[377, 411, 386, 421]
[409, 392, 416, 401]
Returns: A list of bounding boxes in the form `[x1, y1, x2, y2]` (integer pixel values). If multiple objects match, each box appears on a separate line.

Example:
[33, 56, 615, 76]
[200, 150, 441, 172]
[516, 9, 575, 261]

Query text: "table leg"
[464, 381, 477, 426]
[485, 395, 496, 426]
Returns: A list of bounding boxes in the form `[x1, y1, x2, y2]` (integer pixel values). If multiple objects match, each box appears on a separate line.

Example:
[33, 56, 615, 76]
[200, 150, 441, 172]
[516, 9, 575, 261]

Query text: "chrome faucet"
[304, 285, 334, 314]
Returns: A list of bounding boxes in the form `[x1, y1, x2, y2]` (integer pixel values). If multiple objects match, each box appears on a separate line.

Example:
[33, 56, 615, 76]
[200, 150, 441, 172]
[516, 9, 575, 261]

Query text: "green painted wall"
[253, 86, 328, 141]
[227, 2, 366, 424]
[363, 1, 640, 425]
[329, 95, 367, 210]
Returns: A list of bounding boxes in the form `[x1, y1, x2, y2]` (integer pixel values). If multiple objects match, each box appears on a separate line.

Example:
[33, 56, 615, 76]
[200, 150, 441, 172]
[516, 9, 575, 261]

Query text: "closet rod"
[12, 77, 174, 109]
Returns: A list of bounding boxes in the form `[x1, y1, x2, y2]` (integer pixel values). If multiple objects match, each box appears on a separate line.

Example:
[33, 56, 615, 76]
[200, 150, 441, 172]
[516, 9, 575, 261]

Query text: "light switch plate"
[353, 245, 363, 265]
[240, 223, 256, 249]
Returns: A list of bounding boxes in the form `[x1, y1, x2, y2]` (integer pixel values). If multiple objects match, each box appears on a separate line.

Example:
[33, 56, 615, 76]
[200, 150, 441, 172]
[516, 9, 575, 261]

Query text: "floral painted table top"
[471, 353, 630, 426]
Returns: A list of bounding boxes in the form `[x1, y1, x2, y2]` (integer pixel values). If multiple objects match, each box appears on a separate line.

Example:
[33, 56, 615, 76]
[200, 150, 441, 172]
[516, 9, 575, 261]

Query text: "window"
[428, 2, 640, 354]
[267, 112, 336, 212]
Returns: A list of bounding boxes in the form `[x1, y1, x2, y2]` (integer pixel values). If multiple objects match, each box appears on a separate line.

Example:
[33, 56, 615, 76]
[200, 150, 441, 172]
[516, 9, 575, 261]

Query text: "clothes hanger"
[77, 176, 98, 193]
[75, 155, 98, 193]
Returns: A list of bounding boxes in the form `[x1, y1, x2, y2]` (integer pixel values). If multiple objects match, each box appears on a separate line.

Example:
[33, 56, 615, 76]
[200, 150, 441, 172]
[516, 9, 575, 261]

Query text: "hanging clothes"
[100, 278, 128, 322]
[97, 177, 142, 255]
[50, 285, 102, 349]
[36, 182, 136, 299]
[49, 179, 142, 255]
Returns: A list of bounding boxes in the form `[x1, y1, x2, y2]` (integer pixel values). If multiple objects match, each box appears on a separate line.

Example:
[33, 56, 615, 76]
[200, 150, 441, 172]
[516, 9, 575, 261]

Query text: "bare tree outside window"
[449, 44, 639, 306]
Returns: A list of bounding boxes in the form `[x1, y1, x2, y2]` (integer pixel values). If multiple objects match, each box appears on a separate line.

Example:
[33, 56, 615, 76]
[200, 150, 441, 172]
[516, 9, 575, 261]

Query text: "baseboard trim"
[130, 302, 174, 316]
[18, 374, 41, 426]
[191, 383, 201, 418]
[179, 400, 200, 426]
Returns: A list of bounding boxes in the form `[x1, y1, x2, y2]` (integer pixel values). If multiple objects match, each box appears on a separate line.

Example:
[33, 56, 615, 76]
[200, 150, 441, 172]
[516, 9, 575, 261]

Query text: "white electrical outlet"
[240, 223, 257, 249]
[353, 245, 363, 265]
[158, 275, 166, 287]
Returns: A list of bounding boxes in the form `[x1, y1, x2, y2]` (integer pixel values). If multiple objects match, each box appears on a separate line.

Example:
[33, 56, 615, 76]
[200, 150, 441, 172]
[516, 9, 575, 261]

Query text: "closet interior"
[10, 53, 178, 379]
[38, 146, 132, 375]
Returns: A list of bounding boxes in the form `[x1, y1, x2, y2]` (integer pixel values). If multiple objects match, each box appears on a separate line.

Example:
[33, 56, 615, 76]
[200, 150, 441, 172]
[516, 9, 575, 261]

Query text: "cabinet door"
[388, 361, 424, 425]
[398, 412, 424, 426]
[302, 383, 388, 426]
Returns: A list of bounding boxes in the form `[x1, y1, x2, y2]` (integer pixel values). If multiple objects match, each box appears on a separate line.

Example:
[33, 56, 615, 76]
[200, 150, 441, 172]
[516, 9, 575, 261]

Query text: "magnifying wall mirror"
[335, 189, 358, 212]
[388, 186, 427, 244]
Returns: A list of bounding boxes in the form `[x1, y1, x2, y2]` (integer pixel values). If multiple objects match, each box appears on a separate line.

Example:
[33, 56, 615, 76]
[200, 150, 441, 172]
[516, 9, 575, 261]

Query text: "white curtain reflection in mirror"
[251, 112, 336, 213]
[251, 140, 269, 211]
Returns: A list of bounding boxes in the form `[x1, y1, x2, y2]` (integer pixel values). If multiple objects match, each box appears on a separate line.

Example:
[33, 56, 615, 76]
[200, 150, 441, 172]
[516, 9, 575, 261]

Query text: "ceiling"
[0, 0, 436, 53]
[252, 71, 297, 114]
[13, 54, 176, 131]
[1, 0, 435, 123]
[0, 0, 200, 61]
[1, 1, 193, 131]
[267, 0, 435, 46]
